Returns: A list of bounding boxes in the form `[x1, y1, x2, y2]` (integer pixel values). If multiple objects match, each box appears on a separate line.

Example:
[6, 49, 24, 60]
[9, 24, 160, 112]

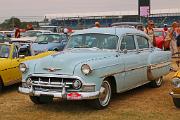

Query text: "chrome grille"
[30, 76, 79, 92]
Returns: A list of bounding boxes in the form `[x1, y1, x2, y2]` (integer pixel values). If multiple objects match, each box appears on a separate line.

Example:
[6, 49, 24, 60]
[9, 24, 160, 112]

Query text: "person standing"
[175, 22, 180, 53]
[144, 20, 156, 46]
[95, 22, 100, 28]
[169, 22, 178, 55]
[15, 25, 20, 38]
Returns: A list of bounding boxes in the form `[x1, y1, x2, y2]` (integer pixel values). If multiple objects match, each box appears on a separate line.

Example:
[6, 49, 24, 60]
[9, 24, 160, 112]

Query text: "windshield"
[66, 33, 118, 50]
[154, 31, 163, 37]
[35, 34, 63, 43]
[0, 44, 10, 58]
[23, 31, 42, 37]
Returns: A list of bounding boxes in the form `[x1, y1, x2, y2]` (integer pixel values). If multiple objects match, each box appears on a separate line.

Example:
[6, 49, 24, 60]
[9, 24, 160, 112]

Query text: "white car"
[11, 30, 52, 43]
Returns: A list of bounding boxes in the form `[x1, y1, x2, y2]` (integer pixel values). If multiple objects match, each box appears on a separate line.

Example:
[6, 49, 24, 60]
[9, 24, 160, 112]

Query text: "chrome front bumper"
[18, 86, 99, 100]
[170, 92, 180, 98]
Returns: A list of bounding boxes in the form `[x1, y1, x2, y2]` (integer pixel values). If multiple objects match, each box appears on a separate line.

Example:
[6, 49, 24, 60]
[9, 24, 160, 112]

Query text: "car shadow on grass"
[0, 83, 20, 95]
[33, 83, 159, 112]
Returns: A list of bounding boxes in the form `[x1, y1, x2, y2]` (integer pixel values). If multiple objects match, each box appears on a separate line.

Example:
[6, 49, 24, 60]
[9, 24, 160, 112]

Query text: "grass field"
[0, 64, 179, 120]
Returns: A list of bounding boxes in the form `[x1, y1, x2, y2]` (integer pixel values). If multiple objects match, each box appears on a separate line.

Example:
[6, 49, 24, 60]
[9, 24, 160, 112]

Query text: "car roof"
[72, 27, 147, 37]
[27, 30, 52, 32]
[40, 33, 65, 35]
[111, 22, 143, 26]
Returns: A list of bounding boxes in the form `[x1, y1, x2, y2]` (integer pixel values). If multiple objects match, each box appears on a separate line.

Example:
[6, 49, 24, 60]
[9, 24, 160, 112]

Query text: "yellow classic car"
[170, 54, 180, 108]
[0, 43, 56, 91]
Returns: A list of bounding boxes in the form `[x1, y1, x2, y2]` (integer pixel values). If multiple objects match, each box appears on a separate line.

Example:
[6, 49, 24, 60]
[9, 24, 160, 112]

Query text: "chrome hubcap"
[99, 81, 111, 106]
[156, 77, 163, 86]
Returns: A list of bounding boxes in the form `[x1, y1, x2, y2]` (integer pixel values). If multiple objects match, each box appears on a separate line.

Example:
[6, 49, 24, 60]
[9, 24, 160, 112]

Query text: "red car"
[154, 28, 170, 50]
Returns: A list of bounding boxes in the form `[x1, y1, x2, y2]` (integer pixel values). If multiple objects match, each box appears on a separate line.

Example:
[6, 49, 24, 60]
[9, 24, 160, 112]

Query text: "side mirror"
[19, 55, 25, 59]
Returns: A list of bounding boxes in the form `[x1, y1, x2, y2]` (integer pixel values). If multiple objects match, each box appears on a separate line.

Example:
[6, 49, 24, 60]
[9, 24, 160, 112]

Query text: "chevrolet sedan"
[19, 27, 171, 109]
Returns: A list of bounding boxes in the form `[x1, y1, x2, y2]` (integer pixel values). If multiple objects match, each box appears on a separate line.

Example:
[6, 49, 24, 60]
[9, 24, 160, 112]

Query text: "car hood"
[34, 48, 117, 75]
[31, 43, 58, 52]
[11, 37, 37, 42]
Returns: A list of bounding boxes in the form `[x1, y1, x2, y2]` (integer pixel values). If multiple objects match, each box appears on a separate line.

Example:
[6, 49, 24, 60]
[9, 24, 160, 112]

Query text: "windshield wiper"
[74, 45, 89, 48]
[38, 41, 48, 44]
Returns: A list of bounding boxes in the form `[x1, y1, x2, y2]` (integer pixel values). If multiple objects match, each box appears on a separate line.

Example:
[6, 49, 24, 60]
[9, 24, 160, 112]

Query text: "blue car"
[0, 34, 10, 43]
[19, 27, 171, 109]
[31, 33, 68, 54]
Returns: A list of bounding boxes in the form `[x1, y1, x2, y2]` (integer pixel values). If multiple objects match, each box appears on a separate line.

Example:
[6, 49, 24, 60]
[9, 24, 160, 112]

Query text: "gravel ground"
[0, 65, 179, 120]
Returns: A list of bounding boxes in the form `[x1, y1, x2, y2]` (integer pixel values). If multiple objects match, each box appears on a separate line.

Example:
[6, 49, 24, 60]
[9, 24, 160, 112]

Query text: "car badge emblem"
[43, 68, 62, 72]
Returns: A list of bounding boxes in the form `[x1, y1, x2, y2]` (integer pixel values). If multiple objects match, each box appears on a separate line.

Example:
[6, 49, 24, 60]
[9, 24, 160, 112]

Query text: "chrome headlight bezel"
[72, 79, 82, 89]
[81, 64, 92, 75]
[19, 63, 28, 73]
[172, 78, 180, 88]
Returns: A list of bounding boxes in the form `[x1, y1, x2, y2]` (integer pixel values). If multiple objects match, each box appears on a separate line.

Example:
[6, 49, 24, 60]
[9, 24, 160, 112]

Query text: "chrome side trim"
[150, 61, 171, 70]
[100, 61, 171, 78]
[100, 65, 147, 78]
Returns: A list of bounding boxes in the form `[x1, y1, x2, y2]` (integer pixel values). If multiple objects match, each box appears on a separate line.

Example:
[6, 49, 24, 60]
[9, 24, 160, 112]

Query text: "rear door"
[135, 34, 151, 83]
[120, 34, 147, 90]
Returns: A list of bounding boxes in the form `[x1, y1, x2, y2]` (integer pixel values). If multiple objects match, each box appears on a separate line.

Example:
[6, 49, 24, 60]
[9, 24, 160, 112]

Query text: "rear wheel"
[91, 79, 112, 109]
[149, 77, 163, 88]
[173, 98, 180, 108]
[29, 96, 53, 104]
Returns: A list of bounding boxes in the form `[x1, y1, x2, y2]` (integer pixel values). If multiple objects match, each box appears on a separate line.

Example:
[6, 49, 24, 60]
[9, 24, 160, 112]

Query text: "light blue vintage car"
[19, 27, 171, 109]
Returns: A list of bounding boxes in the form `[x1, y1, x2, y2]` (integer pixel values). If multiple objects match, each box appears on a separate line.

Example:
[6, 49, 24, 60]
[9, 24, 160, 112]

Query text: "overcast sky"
[0, 0, 179, 21]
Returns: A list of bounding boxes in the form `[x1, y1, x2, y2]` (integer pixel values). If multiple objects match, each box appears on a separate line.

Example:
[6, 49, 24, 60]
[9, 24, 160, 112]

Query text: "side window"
[120, 35, 136, 50]
[13, 46, 18, 58]
[18, 46, 31, 57]
[136, 36, 149, 49]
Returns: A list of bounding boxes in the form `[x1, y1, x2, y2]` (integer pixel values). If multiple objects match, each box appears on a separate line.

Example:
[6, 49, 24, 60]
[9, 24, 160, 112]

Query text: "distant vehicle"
[0, 31, 14, 38]
[0, 43, 56, 92]
[111, 22, 144, 31]
[11, 30, 52, 42]
[19, 27, 171, 109]
[0, 34, 11, 43]
[154, 28, 170, 50]
[39, 26, 61, 33]
[31, 33, 68, 54]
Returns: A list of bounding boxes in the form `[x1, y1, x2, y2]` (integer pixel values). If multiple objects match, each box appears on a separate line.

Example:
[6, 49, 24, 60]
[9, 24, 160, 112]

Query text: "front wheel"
[173, 98, 180, 108]
[90, 80, 112, 109]
[149, 77, 163, 88]
[29, 96, 53, 104]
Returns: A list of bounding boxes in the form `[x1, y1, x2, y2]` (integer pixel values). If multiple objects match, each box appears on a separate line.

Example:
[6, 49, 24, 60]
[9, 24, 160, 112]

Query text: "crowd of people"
[145, 20, 180, 55]
[13, 20, 180, 56]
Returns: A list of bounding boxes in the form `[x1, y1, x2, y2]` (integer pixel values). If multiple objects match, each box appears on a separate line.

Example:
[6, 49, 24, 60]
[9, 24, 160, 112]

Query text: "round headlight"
[19, 63, 28, 73]
[72, 80, 82, 89]
[172, 78, 180, 87]
[81, 64, 92, 75]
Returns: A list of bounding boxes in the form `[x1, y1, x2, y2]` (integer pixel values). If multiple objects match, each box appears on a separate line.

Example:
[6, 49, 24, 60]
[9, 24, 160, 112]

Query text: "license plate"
[67, 92, 82, 100]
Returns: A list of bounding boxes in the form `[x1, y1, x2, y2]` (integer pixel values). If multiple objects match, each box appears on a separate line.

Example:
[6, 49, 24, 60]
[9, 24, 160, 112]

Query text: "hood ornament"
[43, 67, 62, 72]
